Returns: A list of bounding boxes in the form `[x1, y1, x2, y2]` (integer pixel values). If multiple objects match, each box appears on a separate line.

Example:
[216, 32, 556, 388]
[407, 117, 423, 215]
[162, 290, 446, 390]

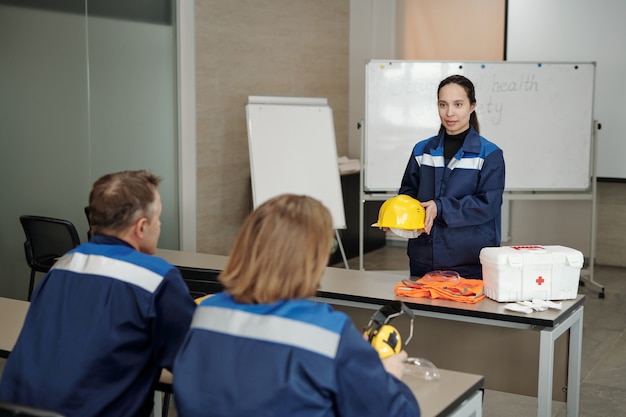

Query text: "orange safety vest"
[394, 276, 486, 304]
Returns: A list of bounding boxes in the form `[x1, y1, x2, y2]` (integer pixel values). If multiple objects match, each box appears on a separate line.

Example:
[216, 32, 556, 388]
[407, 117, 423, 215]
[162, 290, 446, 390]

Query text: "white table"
[0, 296, 30, 358]
[0, 296, 483, 417]
[156, 248, 584, 417]
[314, 271, 583, 417]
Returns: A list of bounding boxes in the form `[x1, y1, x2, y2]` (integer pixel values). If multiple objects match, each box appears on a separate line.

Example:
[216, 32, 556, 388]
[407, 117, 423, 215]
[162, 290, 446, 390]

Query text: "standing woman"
[399, 75, 505, 279]
[173, 194, 420, 417]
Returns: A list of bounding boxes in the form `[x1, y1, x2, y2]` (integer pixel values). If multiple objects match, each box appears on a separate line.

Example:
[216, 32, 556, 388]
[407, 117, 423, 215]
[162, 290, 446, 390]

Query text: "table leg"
[153, 391, 163, 417]
[538, 328, 555, 417]
[538, 306, 584, 417]
[567, 306, 583, 417]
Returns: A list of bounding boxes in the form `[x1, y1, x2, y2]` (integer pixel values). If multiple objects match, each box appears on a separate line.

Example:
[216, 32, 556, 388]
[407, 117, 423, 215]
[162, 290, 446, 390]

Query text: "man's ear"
[135, 217, 148, 238]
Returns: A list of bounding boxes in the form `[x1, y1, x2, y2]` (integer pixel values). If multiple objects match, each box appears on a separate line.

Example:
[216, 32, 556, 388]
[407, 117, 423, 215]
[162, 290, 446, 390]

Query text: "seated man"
[0, 170, 196, 417]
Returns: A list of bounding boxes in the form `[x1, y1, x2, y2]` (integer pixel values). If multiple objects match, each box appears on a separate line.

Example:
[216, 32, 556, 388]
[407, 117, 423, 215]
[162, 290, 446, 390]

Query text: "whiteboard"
[246, 97, 346, 229]
[364, 60, 595, 192]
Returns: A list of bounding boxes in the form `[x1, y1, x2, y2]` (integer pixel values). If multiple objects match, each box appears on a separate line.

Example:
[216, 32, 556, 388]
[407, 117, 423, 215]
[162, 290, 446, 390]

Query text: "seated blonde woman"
[173, 193, 420, 417]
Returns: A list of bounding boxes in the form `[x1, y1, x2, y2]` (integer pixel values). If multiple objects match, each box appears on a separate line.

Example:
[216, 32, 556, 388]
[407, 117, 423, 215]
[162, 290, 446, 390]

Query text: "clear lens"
[403, 357, 440, 381]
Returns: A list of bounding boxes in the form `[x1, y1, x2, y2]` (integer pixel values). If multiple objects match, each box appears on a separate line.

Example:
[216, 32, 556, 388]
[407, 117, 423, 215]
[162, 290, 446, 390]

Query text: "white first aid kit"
[479, 245, 584, 302]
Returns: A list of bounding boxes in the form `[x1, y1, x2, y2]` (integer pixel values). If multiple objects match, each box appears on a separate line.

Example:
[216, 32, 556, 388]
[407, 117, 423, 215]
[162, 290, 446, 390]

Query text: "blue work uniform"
[399, 126, 505, 278]
[0, 235, 196, 417]
[173, 292, 420, 417]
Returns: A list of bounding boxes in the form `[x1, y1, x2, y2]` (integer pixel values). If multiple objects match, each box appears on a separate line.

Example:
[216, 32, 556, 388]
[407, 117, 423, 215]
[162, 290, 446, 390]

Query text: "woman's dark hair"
[438, 75, 480, 134]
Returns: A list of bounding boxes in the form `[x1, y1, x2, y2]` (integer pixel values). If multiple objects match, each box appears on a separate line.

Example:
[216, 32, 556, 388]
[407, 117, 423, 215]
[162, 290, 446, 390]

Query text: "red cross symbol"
[536, 276, 545, 286]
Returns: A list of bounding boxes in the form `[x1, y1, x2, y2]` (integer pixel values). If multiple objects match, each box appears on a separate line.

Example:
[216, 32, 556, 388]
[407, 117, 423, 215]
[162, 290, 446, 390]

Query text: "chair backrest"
[0, 402, 67, 417]
[19, 215, 81, 273]
[83, 206, 92, 241]
[177, 266, 223, 299]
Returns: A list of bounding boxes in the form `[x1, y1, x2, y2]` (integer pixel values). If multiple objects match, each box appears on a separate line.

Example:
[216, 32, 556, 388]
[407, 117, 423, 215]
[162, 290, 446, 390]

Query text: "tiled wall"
[194, 1, 350, 255]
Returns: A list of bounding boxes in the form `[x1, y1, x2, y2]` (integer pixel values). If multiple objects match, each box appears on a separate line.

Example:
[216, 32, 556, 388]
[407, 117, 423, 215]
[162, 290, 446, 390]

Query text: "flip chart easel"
[246, 96, 349, 268]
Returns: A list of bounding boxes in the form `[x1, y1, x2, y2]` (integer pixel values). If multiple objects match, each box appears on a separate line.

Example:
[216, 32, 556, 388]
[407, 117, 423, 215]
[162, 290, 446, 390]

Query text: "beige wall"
[194, 1, 350, 255]
[397, 0, 505, 60]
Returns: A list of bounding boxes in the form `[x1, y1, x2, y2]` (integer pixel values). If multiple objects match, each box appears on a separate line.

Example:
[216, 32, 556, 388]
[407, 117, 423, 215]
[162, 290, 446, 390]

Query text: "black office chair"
[84, 206, 92, 241]
[177, 266, 224, 299]
[0, 402, 66, 417]
[19, 215, 81, 301]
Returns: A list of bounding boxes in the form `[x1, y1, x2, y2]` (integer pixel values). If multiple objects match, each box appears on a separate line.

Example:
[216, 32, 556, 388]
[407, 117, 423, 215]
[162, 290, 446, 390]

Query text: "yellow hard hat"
[371, 195, 426, 230]
[367, 324, 402, 359]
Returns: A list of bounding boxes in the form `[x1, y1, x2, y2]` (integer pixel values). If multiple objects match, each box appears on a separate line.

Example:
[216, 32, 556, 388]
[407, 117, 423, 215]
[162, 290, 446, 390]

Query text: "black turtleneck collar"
[444, 128, 470, 161]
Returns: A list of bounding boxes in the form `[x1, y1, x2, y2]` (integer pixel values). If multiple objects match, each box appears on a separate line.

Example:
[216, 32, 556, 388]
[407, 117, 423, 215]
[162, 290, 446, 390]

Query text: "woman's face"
[438, 83, 476, 135]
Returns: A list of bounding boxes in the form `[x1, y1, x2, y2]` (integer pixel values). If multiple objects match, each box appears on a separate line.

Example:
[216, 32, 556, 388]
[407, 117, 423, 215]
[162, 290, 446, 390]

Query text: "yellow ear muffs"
[363, 301, 415, 359]
[368, 324, 402, 359]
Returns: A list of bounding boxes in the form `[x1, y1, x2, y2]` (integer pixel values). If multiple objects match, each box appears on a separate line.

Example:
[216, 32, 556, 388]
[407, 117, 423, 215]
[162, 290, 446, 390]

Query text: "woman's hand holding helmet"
[421, 200, 437, 234]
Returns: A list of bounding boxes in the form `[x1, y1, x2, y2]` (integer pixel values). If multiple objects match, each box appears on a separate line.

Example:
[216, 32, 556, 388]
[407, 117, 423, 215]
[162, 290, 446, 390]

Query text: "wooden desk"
[155, 248, 584, 417]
